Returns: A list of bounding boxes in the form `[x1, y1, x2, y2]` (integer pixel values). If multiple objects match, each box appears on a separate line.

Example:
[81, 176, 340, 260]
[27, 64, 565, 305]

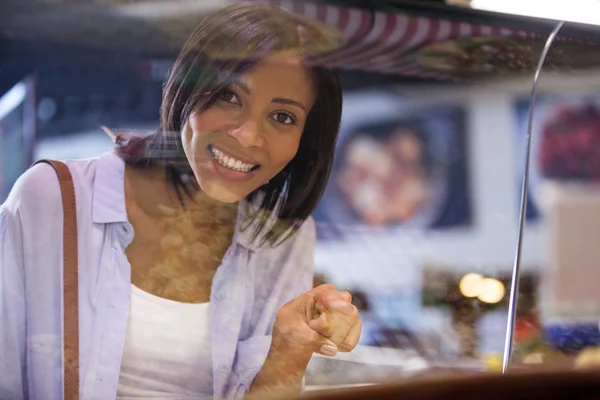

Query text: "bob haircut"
[115, 4, 345, 245]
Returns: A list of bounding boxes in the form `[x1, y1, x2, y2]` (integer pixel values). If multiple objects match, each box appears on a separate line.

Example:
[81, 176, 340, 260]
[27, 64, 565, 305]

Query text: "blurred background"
[3, 0, 600, 389]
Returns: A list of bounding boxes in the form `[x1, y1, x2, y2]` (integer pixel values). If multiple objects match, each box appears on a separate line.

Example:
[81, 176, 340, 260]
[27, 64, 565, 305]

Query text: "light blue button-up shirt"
[0, 151, 315, 400]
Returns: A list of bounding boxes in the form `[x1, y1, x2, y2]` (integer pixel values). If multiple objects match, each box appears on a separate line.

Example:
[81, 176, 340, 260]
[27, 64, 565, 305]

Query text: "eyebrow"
[232, 80, 307, 113]
[271, 98, 307, 113]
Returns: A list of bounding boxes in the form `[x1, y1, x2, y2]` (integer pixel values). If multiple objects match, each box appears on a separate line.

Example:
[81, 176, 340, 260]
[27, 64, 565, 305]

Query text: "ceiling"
[1, 1, 436, 55]
[4, 0, 600, 81]
[4, 0, 600, 139]
[0, 0, 239, 55]
[2, 0, 590, 56]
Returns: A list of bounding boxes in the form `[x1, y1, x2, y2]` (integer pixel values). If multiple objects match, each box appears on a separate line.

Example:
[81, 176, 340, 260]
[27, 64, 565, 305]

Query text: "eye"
[218, 90, 241, 105]
[270, 112, 297, 126]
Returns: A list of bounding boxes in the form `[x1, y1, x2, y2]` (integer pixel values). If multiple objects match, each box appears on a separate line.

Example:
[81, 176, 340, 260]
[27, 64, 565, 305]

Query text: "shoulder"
[2, 162, 63, 217]
[1, 157, 103, 228]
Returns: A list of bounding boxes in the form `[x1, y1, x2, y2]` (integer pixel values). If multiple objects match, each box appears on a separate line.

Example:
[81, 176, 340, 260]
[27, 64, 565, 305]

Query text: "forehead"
[237, 52, 315, 103]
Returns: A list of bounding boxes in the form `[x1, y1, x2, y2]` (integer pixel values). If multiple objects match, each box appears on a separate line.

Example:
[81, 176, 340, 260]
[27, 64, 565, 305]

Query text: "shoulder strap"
[33, 160, 79, 400]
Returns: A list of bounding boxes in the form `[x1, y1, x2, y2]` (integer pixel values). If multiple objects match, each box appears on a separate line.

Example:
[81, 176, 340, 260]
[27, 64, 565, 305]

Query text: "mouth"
[208, 144, 260, 173]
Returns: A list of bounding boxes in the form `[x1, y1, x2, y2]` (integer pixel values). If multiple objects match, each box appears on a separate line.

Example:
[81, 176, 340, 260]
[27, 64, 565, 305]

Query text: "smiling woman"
[120, 4, 345, 243]
[181, 51, 315, 203]
[0, 4, 361, 400]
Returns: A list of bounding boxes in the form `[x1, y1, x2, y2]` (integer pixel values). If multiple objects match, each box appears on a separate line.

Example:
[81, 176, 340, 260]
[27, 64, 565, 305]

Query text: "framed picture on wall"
[514, 94, 600, 221]
[314, 89, 472, 240]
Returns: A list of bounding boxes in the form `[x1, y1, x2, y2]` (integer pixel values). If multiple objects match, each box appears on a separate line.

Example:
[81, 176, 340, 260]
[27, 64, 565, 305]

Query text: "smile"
[208, 145, 259, 173]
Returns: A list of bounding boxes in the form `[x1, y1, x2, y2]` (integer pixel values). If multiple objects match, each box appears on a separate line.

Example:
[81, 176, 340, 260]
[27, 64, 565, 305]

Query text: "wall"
[315, 69, 600, 294]
[32, 68, 600, 296]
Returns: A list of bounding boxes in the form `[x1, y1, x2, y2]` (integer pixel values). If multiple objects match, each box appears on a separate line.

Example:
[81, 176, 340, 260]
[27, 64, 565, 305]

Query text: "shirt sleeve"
[0, 163, 65, 400]
[226, 217, 316, 399]
[0, 208, 28, 400]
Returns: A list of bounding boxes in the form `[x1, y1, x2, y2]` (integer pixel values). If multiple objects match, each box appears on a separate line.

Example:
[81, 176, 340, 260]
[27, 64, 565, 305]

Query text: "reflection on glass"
[3, 0, 600, 397]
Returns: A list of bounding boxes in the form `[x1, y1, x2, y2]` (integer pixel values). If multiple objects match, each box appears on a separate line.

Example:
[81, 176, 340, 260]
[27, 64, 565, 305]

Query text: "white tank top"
[116, 285, 213, 399]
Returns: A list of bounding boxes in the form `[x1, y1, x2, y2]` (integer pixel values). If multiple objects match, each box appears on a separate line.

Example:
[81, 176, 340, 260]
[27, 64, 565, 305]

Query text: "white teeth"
[209, 146, 255, 173]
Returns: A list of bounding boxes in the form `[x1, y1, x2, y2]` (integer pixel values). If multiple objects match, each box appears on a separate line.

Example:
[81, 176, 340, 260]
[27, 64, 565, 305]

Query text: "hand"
[272, 284, 362, 358]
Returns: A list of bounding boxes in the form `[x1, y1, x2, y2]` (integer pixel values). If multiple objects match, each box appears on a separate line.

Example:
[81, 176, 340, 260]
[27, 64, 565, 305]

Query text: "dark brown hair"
[116, 4, 345, 245]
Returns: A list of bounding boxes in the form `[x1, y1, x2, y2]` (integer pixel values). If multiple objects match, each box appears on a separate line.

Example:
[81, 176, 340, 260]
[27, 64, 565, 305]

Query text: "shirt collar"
[92, 151, 128, 224]
[91, 151, 266, 251]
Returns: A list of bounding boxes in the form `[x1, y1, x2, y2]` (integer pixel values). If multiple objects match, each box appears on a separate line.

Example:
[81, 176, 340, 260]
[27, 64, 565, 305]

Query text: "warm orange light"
[477, 278, 505, 304]
[459, 273, 483, 298]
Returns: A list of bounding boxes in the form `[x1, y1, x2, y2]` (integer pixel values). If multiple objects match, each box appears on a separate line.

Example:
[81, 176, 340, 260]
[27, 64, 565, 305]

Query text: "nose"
[227, 115, 264, 148]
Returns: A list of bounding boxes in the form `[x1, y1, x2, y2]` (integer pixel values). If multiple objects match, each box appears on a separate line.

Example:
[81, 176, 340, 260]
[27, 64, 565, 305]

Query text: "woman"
[0, 4, 361, 400]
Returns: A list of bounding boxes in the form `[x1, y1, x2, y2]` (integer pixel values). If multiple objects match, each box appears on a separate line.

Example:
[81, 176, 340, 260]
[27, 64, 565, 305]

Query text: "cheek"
[269, 135, 302, 172]
[182, 113, 213, 155]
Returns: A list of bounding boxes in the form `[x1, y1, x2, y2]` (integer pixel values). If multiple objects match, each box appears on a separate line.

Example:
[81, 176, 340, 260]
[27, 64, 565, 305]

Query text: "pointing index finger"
[319, 295, 355, 315]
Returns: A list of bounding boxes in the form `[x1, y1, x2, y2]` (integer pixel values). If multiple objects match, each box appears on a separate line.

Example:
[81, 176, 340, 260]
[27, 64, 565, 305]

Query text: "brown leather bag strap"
[33, 160, 79, 400]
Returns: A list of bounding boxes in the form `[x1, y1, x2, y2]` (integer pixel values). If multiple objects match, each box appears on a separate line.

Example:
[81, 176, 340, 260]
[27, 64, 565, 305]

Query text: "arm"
[0, 209, 28, 400]
[247, 285, 360, 399]
[243, 218, 318, 399]
[247, 332, 313, 399]
[247, 286, 361, 400]
[228, 218, 360, 399]
[0, 164, 65, 400]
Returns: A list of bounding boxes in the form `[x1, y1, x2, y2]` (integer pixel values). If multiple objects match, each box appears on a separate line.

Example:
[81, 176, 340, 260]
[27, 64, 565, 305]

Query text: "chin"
[210, 192, 245, 204]
[199, 181, 250, 204]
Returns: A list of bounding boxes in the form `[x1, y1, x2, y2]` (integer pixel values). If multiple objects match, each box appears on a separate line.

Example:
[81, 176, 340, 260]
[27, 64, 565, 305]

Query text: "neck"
[124, 164, 237, 303]
[124, 165, 238, 223]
